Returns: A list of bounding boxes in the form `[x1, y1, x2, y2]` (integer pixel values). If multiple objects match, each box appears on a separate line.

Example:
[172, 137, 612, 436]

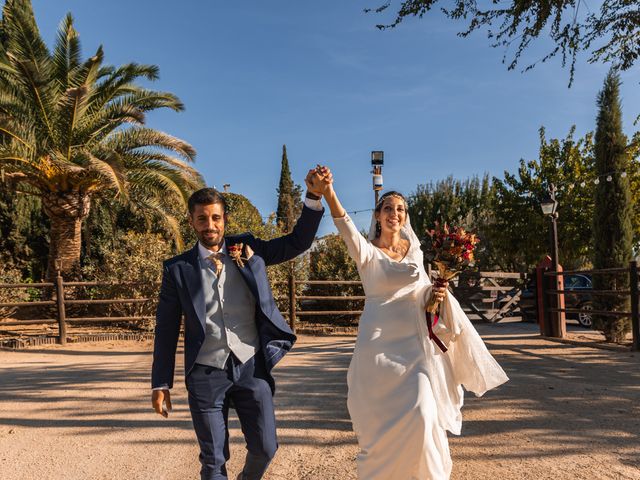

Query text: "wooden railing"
[4, 264, 636, 350]
[0, 271, 530, 344]
[0, 270, 158, 345]
[541, 260, 639, 351]
[452, 271, 529, 323]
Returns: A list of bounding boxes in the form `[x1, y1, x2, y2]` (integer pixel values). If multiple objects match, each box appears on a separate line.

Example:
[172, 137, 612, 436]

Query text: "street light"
[540, 182, 565, 338]
[540, 197, 557, 216]
[540, 183, 559, 270]
[371, 150, 384, 206]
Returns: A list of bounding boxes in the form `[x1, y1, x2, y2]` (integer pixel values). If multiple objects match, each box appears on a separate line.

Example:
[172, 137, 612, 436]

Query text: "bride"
[313, 168, 509, 479]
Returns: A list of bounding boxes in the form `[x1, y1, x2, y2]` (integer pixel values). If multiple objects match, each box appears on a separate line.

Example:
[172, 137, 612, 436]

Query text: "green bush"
[0, 257, 30, 319]
[82, 231, 172, 330]
[306, 233, 362, 325]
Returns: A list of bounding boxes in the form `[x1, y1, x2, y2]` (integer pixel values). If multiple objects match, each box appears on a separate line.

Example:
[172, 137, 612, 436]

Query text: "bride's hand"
[305, 168, 323, 197]
[316, 165, 333, 196]
[306, 165, 333, 197]
[431, 279, 448, 305]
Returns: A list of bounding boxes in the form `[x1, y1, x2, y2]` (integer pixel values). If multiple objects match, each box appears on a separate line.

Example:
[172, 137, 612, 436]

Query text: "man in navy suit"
[151, 168, 328, 480]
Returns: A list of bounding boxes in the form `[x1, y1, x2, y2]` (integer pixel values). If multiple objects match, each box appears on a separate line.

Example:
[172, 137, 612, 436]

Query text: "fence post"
[288, 267, 296, 334]
[552, 265, 567, 338]
[54, 263, 67, 345]
[535, 260, 550, 336]
[630, 260, 639, 352]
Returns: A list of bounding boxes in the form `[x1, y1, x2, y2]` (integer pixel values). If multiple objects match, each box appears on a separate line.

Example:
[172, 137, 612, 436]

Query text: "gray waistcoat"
[195, 253, 259, 368]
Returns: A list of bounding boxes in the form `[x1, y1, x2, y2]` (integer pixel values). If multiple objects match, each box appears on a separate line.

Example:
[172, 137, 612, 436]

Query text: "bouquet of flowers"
[423, 222, 479, 315]
[228, 243, 247, 268]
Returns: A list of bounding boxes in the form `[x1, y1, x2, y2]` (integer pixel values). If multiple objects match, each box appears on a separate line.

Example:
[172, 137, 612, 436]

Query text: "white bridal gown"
[334, 213, 509, 480]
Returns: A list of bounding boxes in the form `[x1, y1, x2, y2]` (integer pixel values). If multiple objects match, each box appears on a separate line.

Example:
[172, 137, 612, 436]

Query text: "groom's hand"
[305, 168, 323, 197]
[152, 389, 172, 418]
[305, 166, 333, 196]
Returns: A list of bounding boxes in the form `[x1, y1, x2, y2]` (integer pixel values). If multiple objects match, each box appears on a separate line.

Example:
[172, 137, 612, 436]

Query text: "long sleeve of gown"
[333, 214, 374, 267]
[439, 293, 509, 397]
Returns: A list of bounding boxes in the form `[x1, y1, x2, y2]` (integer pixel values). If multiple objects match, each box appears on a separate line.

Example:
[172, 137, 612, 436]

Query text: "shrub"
[0, 258, 30, 319]
[82, 231, 171, 330]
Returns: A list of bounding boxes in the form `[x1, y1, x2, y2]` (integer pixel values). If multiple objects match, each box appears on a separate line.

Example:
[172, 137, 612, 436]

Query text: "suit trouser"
[186, 353, 277, 480]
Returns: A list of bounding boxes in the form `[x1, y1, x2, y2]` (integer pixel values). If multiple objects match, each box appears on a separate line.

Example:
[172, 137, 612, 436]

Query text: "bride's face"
[376, 196, 406, 234]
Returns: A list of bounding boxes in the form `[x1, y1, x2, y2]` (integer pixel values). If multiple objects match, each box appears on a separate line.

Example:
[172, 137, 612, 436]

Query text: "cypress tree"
[276, 145, 303, 233]
[592, 69, 633, 343]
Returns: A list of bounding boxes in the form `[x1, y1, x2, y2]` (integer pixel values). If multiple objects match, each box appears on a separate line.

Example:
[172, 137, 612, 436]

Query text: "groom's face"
[189, 202, 226, 249]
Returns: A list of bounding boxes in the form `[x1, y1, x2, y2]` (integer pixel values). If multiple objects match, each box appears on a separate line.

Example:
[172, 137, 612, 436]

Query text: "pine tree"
[592, 69, 633, 343]
[275, 145, 303, 233]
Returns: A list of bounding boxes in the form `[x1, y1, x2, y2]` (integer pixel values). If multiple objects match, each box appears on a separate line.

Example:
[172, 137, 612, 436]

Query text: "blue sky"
[30, 1, 640, 236]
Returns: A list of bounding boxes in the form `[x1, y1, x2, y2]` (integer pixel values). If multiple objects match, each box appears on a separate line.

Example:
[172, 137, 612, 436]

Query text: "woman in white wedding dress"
[316, 173, 509, 480]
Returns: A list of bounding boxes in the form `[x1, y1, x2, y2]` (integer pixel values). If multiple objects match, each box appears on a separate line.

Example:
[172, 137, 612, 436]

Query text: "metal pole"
[630, 260, 639, 351]
[548, 183, 565, 338]
[551, 214, 559, 272]
[54, 262, 67, 345]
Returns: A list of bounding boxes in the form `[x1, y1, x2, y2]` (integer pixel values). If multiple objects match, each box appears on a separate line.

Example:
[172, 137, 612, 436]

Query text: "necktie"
[207, 252, 224, 277]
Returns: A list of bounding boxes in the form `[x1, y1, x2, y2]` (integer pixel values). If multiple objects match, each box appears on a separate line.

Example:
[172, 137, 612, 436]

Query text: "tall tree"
[488, 127, 596, 271]
[367, 0, 639, 84]
[275, 145, 302, 233]
[592, 70, 633, 343]
[409, 174, 495, 267]
[0, 0, 203, 279]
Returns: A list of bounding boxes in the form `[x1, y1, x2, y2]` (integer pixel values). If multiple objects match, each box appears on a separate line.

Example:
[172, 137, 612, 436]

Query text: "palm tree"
[0, 0, 203, 279]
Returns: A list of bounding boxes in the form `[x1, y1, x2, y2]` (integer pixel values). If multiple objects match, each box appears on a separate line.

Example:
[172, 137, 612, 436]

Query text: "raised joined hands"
[305, 165, 333, 197]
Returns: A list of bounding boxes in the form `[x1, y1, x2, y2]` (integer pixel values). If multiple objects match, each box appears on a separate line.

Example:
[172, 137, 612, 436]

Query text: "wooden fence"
[0, 270, 159, 346]
[1, 269, 525, 343]
[2, 265, 637, 351]
[452, 271, 528, 322]
[540, 260, 640, 351]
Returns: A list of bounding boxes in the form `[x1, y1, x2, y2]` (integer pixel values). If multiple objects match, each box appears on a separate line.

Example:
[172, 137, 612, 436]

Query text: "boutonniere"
[228, 243, 247, 268]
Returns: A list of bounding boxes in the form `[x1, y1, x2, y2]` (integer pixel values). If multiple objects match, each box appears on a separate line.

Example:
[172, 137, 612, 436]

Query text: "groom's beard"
[197, 229, 224, 249]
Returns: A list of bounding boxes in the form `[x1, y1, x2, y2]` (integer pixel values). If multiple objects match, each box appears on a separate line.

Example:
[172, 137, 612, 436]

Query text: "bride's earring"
[375, 220, 381, 237]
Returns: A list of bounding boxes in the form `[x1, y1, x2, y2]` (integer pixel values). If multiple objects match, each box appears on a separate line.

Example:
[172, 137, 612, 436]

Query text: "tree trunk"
[42, 192, 91, 280]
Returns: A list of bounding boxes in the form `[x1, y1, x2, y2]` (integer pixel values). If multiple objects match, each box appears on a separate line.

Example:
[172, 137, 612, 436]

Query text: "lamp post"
[371, 151, 384, 207]
[540, 183, 565, 338]
[540, 183, 559, 272]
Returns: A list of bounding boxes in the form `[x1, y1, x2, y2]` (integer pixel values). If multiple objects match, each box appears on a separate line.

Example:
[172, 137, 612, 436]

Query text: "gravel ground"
[0, 322, 639, 480]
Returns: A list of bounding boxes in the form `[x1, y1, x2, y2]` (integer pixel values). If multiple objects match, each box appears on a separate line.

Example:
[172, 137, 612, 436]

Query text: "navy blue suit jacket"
[151, 205, 323, 393]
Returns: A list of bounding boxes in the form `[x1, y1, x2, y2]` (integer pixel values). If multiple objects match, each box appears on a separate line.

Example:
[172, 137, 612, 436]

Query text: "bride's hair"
[374, 191, 408, 213]
[374, 191, 408, 238]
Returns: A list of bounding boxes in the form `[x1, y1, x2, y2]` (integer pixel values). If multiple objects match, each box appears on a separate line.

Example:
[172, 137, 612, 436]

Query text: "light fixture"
[540, 196, 558, 216]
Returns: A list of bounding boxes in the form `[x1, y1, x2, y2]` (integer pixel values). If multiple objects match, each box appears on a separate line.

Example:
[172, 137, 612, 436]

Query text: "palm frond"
[82, 150, 128, 197]
[105, 127, 196, 161]
[0, 118, 34, 149]
[55, 85, 88, 158]
[121, 150, 203, 183]
[73, 101, 146, 147]
[51, 13, 80, 93]
[2, 0, 51, 72]
[86, 63, 159, 115]
[69, 45, 103, 89]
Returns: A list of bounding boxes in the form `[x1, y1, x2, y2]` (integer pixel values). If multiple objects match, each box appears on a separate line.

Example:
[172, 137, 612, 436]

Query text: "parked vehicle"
[519, 273, 593, 328]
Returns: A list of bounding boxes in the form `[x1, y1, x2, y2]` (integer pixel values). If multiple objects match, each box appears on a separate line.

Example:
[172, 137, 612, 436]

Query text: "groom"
[151, 169, 327, 480]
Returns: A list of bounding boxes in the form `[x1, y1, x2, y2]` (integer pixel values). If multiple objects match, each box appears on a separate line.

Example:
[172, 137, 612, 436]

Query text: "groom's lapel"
[183, 243, 206, 329]
[226, 238, 259, 300]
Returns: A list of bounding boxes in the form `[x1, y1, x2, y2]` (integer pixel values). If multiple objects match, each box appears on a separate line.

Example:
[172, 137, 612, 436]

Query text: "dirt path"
[0, 323, 639, 479]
